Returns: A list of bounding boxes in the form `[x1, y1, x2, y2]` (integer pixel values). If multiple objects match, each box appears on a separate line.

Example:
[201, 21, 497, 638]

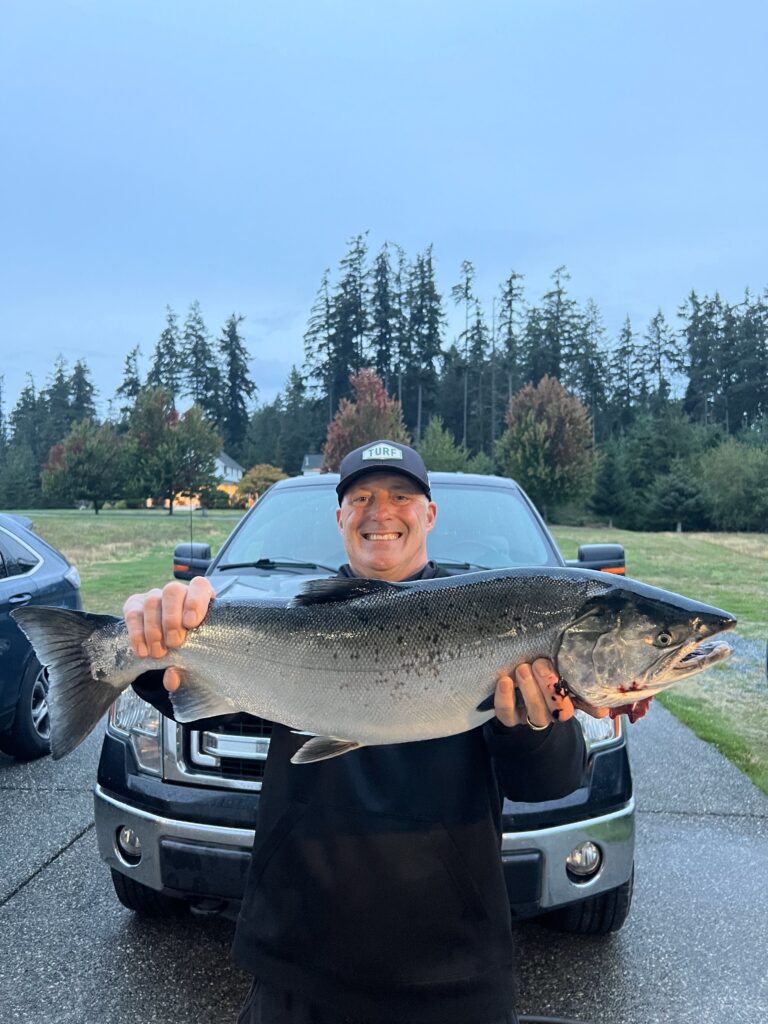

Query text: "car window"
[219, 481, 557, 571]
[0, 529, 41, 579]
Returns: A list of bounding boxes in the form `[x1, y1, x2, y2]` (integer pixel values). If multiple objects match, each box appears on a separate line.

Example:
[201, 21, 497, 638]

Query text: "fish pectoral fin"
[290, 577, 404, 607]
[475, 692, 496, 712]
[291, 735, 364, 764]
[168, 675, 239, 723]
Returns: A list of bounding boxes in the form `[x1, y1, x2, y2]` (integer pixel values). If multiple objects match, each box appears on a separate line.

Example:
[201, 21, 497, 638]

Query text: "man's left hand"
[493, 658, 611, 728]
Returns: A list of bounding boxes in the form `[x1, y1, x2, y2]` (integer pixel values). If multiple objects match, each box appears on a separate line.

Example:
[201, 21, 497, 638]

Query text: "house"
[302, 453, 323, 475]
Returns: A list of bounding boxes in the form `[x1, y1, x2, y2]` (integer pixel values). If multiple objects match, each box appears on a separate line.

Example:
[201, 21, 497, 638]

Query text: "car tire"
[0, 657, 51, 760]
[541, 866, 634, 935]
[110, 869, 188, 917]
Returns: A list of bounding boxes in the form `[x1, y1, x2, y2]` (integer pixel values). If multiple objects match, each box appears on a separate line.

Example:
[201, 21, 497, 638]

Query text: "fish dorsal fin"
[291, 735, 364, 764]
[290, 577, 404, 607]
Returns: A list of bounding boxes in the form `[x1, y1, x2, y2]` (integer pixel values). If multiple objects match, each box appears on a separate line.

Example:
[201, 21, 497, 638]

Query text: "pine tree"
[497, 270, 526, 405]
[608, 316, 644, 433]
[391, 246, 411, 406]
[303, 269, 336, 421]
[416, 416, 470, 471]
[407, 246, 445, 441]
[218, 313, 257, 459]
[146, 307, 183, 405]
[450, 259, 476, 446]
[69, 359, 97, 423]
[369, 243, 395, 388]
[327, 234, 369, 408]
[277, 367, 325, 475]
[465, 300, 490, 455]
[537, 265, 579, 383]
[181, 300, 221, 420]
[115, 346, 143, 421]
[590, 441, 629, 527]
[640, 309, 683, 410]
[40, 356, 74, 457]
[564, 300, 607, 441]
[0, 375, 7, 465]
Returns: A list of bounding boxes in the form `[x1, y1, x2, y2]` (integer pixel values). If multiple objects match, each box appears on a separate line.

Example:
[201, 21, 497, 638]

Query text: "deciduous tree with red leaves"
[322, 369, 410, 471]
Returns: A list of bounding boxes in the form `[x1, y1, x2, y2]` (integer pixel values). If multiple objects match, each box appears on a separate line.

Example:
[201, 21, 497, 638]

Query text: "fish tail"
[11, 606, 125, 759]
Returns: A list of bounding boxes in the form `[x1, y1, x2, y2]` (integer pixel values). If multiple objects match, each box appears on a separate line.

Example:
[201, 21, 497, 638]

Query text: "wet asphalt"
[1, 701, 766, 1024]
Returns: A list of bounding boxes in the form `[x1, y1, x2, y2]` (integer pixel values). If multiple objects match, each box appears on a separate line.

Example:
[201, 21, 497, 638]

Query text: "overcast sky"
[2, 0, 766, 417]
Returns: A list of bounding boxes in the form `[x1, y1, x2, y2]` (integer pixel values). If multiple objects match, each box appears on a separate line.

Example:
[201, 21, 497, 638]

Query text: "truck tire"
[0, 658, 51, 760]
[110, 869, 188, 917]
[542, 866, 634, 935]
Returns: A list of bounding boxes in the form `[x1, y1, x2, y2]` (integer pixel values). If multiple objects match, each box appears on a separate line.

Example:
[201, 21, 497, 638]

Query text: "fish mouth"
[662, 638, 733, 679]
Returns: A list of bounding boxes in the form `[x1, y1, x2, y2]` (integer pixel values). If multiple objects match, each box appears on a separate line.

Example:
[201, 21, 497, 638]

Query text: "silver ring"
[526, 715, 549, 731]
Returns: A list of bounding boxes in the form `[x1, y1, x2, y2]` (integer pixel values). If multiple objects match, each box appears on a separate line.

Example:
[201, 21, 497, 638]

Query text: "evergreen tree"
[218, 313, 257, 459]
[450, 259, 476, 446]
[465, 300, 490, 455]
[181, 300, 221, 420]
[115, 346, 143, 421]
[435, 344, 466, 446]
[564, 300, 608, 441]
[10, 374, 44, 466]
[326, 233, 369, 409]
[607, 316, 645, 433]
[406, 247, 445, 441]
[416, 416, 470, 471]
[589, 441, 629, 527]
[644, 460, 710, 532]
[729, 289, 768, 431]
[40, 356, 73, 457]
[640, 309, 683, 409]
[146, 306, 182, 406]
[303, 269, 336, 421]
[391, 246, 411, 406]
[243, 398, 285, 469]
[497, 270, 526, 405]
[536, 265, 579, 383]
[277, 367, 325, 475]
[69, 359, 97, 423]
[0, 376, 7, 465]
[369, 244, 395, 388]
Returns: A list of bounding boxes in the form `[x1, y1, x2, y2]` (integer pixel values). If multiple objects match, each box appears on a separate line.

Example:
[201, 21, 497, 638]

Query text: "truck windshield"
[218, 481, 558, 572]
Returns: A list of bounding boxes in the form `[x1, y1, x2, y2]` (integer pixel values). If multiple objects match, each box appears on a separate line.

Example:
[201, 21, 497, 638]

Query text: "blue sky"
[2, 0, 766, 416]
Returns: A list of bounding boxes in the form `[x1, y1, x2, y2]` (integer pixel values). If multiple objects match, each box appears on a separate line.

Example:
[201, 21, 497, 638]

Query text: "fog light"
[566, 841, 602, 881]
[117, 826, 142, 865]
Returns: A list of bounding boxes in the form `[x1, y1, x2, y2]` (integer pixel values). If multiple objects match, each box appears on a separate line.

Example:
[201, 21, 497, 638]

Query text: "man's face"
[336, 472, 437, 581]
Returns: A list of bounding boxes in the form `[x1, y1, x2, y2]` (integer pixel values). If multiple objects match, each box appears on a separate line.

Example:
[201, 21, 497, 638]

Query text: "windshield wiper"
[434, 560, 490, 570]
[216, 558, 338, 573]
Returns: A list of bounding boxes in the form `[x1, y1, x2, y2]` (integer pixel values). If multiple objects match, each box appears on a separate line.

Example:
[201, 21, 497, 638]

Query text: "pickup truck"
[94, 471, 634, 934]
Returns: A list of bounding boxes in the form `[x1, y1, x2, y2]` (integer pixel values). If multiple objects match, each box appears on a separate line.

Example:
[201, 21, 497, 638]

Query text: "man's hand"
[123, 576, 215, 693]
[493, 659, 611, 729]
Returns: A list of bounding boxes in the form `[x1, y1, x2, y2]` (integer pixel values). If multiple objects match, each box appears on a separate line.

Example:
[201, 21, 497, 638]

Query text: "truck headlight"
[574, 708, 621, 750]
[107, 689, 163, 776]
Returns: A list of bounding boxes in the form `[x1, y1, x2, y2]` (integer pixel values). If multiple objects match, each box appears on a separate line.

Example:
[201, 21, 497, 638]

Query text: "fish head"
[555, 582, 737, 707]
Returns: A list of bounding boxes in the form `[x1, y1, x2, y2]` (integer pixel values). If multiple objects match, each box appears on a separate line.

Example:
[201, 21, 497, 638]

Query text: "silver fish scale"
[152, 570, 611, 746]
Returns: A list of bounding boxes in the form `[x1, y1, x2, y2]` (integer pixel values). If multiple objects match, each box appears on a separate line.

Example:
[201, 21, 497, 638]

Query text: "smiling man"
[126, 439, 594, 1024]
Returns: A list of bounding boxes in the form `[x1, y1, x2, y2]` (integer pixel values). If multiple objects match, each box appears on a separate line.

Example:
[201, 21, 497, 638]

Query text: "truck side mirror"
[173, 543, 212, 580]
[566, 543, 626, 575]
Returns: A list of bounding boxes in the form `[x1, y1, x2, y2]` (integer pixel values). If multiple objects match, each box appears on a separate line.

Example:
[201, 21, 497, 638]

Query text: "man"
[126, 440, 604, 1024]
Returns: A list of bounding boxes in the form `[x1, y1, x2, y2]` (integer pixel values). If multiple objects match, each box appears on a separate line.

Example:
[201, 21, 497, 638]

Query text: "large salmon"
[11, 567, 735, 762]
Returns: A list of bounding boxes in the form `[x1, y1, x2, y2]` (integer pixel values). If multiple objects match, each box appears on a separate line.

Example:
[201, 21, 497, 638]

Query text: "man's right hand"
[123, 576, 216, 693]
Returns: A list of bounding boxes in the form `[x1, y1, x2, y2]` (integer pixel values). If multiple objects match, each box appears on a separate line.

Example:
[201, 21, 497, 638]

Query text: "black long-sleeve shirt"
[132, 561, 586, 1024]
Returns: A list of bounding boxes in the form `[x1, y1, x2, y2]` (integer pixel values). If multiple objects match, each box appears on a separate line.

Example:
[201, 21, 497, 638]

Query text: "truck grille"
[164, 717, 272, 791]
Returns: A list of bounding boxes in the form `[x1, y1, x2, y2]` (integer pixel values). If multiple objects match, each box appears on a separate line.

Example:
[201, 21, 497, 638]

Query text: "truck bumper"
[95, 784, 635, 920]
[501, 798, 635, 918]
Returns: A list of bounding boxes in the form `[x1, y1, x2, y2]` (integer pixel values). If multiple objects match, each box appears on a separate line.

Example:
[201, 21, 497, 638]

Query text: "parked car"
[95, 473, 634, 934]
[0, 513, 82, 759]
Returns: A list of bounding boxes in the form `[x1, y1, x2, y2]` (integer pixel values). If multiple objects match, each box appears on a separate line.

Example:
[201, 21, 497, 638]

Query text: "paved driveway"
[1, 705, 766, 1024]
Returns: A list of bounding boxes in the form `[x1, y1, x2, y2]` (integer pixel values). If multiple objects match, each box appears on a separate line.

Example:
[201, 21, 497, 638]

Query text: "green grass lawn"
[14, 508, 243, 615]
[11, 510, 768, 794]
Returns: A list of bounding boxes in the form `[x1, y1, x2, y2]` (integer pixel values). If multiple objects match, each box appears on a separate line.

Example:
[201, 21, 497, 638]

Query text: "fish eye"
[655, 631, 673, 647]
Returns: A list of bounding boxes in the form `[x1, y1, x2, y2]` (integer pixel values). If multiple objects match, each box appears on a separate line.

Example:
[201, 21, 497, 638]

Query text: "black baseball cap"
[336, 440, 431, 503]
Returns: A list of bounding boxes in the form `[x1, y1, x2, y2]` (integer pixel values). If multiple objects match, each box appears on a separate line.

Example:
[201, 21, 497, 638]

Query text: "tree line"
[0, 236, 766, 529]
